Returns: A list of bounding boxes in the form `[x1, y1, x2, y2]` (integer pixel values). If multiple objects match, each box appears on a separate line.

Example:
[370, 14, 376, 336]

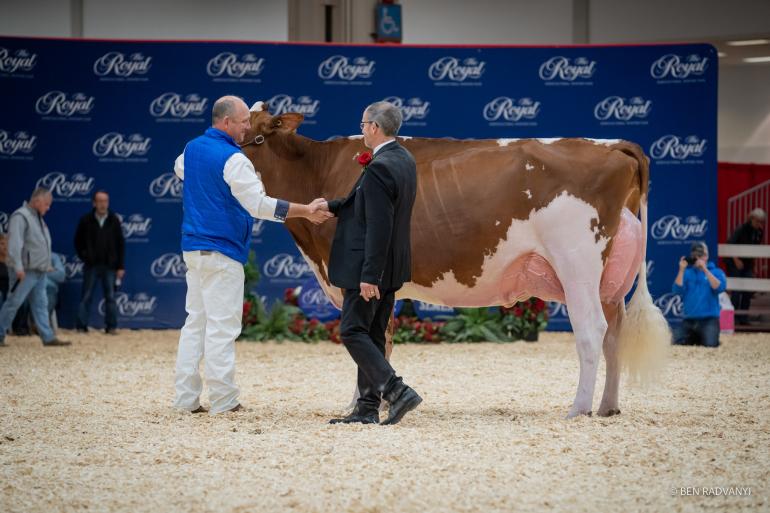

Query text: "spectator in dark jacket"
[725, 208, 765, 324]
[74, 190, 125, 334]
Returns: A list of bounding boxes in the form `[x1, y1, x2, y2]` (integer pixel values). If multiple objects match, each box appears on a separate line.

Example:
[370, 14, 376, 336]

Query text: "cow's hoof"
[597, 408, 621, 417]
[566, 409, 592, 419]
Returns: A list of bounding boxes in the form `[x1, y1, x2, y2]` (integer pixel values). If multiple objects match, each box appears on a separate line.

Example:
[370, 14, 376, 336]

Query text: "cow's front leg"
[347, 310, 395, 412]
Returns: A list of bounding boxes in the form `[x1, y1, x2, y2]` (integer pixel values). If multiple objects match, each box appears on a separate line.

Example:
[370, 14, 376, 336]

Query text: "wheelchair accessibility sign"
[376, 4, 402, 43]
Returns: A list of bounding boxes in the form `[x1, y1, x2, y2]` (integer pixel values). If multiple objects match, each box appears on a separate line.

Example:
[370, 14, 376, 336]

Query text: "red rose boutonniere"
[355, 151, 373, 168]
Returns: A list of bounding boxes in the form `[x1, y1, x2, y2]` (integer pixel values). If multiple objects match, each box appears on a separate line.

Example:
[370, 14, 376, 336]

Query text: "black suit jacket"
[327, 140, 417, 290]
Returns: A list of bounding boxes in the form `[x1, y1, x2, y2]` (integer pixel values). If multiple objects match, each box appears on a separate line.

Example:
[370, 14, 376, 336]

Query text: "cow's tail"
[616, 143, 670, 383]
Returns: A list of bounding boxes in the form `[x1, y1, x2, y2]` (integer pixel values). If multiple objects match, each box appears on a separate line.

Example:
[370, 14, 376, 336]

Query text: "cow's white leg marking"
[535, 192, 609, 418]
[598, 301, 623, 416]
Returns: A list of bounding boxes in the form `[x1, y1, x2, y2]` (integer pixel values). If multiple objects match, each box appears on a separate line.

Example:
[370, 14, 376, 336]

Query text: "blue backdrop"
[0, 38, 717, 329]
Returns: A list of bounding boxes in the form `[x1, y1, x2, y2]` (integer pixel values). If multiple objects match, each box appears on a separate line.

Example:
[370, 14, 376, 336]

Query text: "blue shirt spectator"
[672, 242, 727, 348]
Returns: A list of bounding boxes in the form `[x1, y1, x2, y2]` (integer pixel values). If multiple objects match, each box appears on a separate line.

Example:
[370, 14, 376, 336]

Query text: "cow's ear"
[271, 113, 304, 132]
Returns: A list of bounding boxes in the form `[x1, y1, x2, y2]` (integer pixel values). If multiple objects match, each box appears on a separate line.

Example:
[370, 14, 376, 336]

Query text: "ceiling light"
[727, 39, 770, 46]
[744, 56, 770, 63]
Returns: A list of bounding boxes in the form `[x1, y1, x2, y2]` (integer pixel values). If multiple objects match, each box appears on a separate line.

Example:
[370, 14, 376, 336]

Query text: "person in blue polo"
[172, 95, 332, 415]
[672, 241, 727, 348]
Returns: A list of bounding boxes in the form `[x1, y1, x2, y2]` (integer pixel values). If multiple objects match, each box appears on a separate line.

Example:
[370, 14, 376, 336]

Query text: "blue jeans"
[77, 266, 117, 331]
[0, 271, 55, 343]
[673, 317, 720, 348]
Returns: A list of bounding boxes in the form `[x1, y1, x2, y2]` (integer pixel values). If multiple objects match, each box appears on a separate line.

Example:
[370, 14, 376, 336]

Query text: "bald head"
[212, 95, 251, 144]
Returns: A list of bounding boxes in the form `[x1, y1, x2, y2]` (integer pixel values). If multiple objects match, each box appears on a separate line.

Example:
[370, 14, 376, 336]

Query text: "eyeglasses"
[360, 120, 376, 129]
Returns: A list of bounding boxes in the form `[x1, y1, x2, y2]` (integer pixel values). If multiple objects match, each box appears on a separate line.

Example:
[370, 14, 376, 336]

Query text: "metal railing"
[726, 179, 770, 278]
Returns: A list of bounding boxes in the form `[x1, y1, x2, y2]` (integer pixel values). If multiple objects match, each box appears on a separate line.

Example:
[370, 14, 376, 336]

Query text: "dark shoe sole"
[44, 341, 72, 347]
[190, 406, 208, 414]
[329, 417, 379, 425]
[382, 395, 423, 425]
[225, 403, 243, 413]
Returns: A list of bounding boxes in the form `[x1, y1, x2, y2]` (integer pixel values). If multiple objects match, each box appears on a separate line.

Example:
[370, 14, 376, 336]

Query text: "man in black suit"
[326, 101, 422, 425]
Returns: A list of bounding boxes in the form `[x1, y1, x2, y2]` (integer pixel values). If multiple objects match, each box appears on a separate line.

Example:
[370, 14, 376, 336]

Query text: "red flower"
[308, 318, 319, 327]
[242, 301, 252, 318]
[356, 151, 373, 167]
[423, 331, 434, 342]
[513, 305, 524, 317]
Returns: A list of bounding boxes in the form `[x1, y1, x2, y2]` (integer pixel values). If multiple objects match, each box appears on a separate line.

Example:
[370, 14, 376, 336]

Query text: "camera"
[684, 255, 698, 266]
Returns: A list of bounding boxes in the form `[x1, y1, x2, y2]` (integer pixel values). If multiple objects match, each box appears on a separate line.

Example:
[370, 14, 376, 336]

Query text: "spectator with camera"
[672, 242, 727, 348]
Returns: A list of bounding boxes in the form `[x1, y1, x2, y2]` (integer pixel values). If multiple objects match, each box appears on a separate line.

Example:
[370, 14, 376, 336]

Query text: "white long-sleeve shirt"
[174, 151, 287, 221]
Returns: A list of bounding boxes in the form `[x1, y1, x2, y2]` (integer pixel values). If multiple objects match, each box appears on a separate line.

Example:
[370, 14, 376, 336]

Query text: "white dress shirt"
[174, 151, 283, 221]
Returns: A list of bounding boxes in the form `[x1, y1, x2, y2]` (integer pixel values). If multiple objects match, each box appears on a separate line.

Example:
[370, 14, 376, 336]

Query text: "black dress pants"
[340, 288, 401, 412]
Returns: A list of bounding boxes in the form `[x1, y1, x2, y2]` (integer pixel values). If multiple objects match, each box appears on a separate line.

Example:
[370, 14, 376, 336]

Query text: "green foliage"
[439, 308, 511, 343]
[243, 250, 261, 293]
[239, 299, 301, 342]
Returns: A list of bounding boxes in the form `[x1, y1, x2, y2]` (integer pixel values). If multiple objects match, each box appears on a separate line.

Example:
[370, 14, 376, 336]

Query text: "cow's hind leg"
[598, 301, 623, 417]
[549, 247, 608, 419]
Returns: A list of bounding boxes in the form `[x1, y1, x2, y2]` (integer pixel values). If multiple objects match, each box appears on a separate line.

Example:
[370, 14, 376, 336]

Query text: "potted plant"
[500, 298, 549, 342]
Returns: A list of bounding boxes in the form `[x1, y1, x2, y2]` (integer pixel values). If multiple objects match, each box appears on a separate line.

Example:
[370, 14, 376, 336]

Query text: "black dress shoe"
[105, 328, 118, 335]
[329, 406, 379, 425]
[190, 406, 208, 414]
[382, 383, 422, 425]
[76, 327, 88, 333]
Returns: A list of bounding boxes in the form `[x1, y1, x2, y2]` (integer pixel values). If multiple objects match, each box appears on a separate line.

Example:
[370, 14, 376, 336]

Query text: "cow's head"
[241, 100, 304, 148]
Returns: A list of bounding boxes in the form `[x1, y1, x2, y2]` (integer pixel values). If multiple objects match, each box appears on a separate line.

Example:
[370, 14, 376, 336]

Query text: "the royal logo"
[268, 94, 320, 117]
[428, 56, 485, 82]
[0, 130, 37, 156]
[318, 55, 375, 81]
[206, 52, 265, 78]
[92, 133, 151, 159]
[651, 215, 708, 241]
[35, 91, 95, 117]
[263, 254, 313, 279]
[413, 301, 454, 313]
[61, 254, 84, 280]
[594, 96, 652, 121]
[149, 172, 183, 199]
[0, 47, 37, 74]
[650, 54, 708, 80]
[654, 292, 683, 317]
[0, 212, 8, 233]
[149, 92, 208, 118]
[382, 96, 430, 122]
[483, 97, 540, 122]
[93, 52, 152, 77]
[102, 292, 158, 317]
[649, 135, 707, 160]
[300, 288, 332, 307]
[539, 56, 596, 81]
[35, 172, 95, 199]
[116, 213, 152, 239]
[150, 253, 187, 279]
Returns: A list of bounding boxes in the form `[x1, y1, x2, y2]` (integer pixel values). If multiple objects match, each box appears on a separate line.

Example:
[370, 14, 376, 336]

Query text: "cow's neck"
[255, 133, 326, 204]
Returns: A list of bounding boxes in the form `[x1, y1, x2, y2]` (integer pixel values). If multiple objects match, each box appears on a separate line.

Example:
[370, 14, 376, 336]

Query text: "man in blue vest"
[172, 95, 331, 415]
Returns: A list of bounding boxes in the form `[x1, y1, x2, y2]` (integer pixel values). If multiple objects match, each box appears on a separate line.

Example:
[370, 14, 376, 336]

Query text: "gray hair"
[365, 101, 402, 136]
[749, 208, 766, 221]
[30, 187, 52, 201]
[211, 95, 242, 125]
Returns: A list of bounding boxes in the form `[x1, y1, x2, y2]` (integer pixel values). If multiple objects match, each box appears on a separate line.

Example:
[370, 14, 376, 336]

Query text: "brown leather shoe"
[44, 339, 72, 346]
[225, 403, 243, 413]
[190, 406, 208, 414]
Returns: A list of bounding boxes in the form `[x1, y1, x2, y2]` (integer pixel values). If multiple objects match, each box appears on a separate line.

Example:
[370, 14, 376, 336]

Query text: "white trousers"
[173, 250, 244, 414]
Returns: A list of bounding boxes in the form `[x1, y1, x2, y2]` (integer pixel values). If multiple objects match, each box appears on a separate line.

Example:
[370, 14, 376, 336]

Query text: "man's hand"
[117, 269, 125, 280]
[679, 257, 689, 271]
[359, 282, 380, 302]
[695, 257, 707, 271]
[305, 199, 333, 225]
[310, 197, 329, 212]
[15, 270, 25, 282]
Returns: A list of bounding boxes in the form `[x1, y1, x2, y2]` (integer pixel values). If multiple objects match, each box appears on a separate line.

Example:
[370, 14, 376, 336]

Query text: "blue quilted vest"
[181, 127, 253, 264]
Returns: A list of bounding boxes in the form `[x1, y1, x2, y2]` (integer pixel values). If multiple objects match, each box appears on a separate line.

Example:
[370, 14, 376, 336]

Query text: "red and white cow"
[240, 102, 669, 418]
